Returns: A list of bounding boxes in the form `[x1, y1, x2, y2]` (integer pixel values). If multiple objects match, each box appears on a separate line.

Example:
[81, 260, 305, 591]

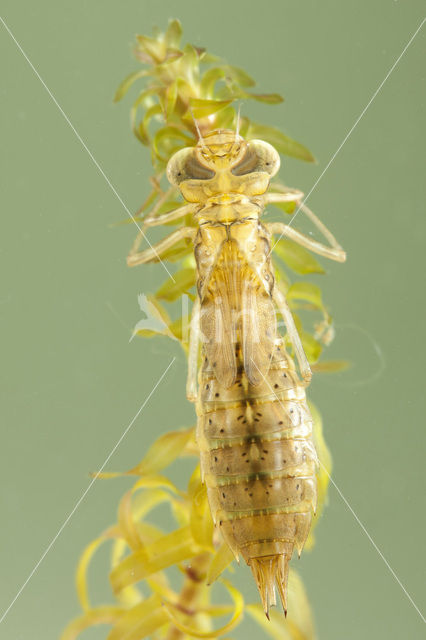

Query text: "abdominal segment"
[196, 341, 317, 615]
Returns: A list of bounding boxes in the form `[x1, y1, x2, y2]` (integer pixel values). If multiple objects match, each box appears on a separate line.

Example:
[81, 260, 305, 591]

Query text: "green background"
[1, 1, 425, 638]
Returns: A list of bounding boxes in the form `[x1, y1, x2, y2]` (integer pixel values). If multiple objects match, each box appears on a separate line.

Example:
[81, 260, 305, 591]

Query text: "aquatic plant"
[62, 19, 346, 639]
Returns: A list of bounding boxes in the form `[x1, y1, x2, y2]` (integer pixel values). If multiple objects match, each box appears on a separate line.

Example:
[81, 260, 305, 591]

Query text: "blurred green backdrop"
[1, 1, 425, 638]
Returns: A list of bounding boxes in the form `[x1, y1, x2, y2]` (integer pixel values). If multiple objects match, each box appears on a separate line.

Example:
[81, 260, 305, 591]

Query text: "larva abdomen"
[197, 341, 317, 615]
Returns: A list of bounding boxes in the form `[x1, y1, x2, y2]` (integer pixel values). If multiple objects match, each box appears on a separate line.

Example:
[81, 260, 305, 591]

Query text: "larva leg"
[127, 226, 196, 267]
[272, 286, 312, 383]
[264, 200, 346, 263]
[129, 204, 197, 258]
[186, 297, 201, 402]
[263, 188, 304, 205]
[143, 203, 198, 227]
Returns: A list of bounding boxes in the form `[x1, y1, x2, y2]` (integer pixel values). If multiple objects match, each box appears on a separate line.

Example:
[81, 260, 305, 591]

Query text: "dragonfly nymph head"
[167, 129, 280, 204]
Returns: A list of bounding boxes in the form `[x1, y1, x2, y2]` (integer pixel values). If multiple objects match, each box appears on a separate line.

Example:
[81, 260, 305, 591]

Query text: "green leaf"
[214, 84, 246, 101]
[311, 359, 351, 374]
[60, 606, 123, 640]
[274, 263, 291, 290]
[135, 122, 149, 146]
[212, 105, 237, 129]
[136, 35, 166, 64]
[110, 527, 199, 592]
[200, 66, 256, 99]
[156, 237, 194, 263]
[274, 238, 325, 275]
[199, 51, 221, 64]
[300, 331, 322, 363]
[306, 402, 332, 550]
[163, 579, 244, 638]
[286, 281, 324, 309]
[200, 67, 226, 97]
[271, 201, 297, 214]
[168, 314, 192, 342]
[152, 126, 193, 161]
[160, 47, 183, 66]
[177, 43, 199, 82]
[114, 69, 149, 102]
[132, 294, 175, 341]
[130, 88, 160, 143]
[190, 483, 214, 550]
[247, 92, 284, 104]
[164, 80, 178, 119]
[76, 528, 117, 611]
[155, 267, 196, 301]
[224, 65, 256, 87]
[207, 543, 235, 585]
[107, 595, 169, 640]
[130, 427, 194, 476]
[138, 103, 163, 145]
[238, 115, 251, 138]
[247, 122, 315, 162]
[188, 98, 233, 119]
[165, 19, 182, 48]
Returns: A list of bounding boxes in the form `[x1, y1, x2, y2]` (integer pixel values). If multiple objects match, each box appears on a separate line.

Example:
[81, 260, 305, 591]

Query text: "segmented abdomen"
[196, 341, 317, 613]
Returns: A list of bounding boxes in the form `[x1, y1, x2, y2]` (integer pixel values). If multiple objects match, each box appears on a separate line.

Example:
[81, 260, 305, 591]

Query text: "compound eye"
[167, 148, 215, 186]
[231, 140, 280, 177]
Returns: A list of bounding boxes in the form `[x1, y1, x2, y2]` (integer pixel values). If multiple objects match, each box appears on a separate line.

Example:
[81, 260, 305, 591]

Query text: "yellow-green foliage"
[62, 19, 345, 640]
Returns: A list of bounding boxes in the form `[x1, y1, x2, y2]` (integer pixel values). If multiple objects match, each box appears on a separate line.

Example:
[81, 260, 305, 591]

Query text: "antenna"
[189, 107, 206, 149]
[235, 102, 242, 138]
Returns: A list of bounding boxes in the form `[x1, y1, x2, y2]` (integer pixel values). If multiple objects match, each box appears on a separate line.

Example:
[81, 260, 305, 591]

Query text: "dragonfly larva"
[127, 129, 346, 616]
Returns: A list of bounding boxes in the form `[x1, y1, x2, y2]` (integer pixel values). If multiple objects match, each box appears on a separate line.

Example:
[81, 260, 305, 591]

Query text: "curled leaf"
[114, 69, 149, 102]
[131, 474, 184, 495]
[129, 427, 194, 475]
[131, 488, 178, 520]
[60, 606, 124, 640]
[107, 595, 169, 640]
[76, 527, 119, 611]
[153, 126, 193, 161]
[200, 67, 227, 97]
[118, 489, 143, 551]
[139, 103, 163, 145]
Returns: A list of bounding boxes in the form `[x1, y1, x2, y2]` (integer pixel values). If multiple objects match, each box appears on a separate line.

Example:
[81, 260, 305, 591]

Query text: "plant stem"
[166, 552, 211, 640]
